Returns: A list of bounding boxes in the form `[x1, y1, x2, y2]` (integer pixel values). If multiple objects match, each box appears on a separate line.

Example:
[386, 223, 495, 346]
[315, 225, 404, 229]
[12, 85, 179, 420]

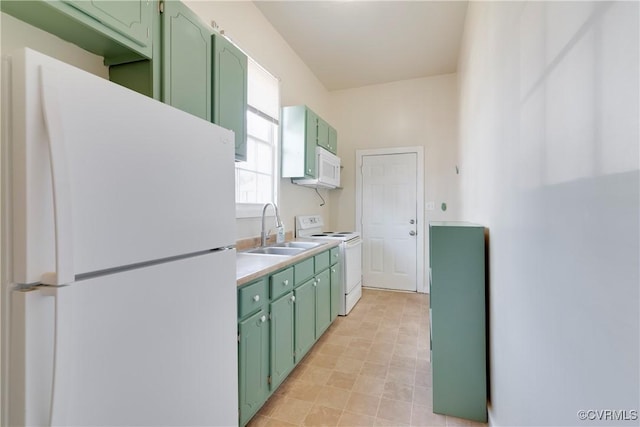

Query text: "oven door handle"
[345, 236, 362, 247]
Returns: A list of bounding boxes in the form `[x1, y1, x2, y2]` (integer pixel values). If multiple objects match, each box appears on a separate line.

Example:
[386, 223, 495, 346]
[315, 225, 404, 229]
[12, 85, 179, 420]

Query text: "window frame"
[235, 59, 280, 219]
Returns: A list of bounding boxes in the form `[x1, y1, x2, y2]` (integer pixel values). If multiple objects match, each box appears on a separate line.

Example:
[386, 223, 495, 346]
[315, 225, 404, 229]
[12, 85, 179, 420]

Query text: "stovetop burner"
[296, 215, 361, 241]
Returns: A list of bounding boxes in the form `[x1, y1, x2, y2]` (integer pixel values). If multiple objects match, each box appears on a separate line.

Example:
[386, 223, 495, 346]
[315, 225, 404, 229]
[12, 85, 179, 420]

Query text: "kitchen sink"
[245, 246, 306, 256]
[273, 241, 322, 249]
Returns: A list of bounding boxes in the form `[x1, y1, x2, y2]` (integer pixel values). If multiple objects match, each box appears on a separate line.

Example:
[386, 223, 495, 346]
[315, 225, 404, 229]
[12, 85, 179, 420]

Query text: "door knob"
[409, 230, 416, 236]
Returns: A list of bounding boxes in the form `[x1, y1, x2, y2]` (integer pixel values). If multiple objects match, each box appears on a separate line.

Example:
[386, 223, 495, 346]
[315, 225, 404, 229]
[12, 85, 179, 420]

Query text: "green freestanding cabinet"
[429, 222, 487, 422]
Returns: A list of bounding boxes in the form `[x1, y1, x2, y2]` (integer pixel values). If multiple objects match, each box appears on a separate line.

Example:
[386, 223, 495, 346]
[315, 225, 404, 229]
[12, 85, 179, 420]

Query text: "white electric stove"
[296, 215, 362, 315]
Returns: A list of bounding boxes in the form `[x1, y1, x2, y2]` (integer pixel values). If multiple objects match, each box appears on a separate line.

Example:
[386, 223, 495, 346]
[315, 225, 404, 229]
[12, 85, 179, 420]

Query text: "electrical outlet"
[426, 202, 435, 211]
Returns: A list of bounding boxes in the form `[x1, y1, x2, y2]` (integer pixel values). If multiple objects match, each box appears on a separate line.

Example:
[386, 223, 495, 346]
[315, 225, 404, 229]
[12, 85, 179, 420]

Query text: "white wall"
[458, 2, 639, 425]
[329, 74, 460, 231]
[185, 1, 334, 239]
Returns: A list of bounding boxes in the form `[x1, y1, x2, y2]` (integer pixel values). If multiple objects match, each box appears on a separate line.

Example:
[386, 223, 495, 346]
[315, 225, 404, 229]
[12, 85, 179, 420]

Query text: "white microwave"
[293, 147, 341, 189]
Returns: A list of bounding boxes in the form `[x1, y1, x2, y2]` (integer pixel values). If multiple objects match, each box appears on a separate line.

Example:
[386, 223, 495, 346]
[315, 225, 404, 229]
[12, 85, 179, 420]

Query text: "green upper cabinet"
[63, 0, 152, 59]
[161, 0, 211, 120]
[212, 33, 248, 161]
[282, 105, 339, 178]
[1, 0, 153, 63]
[0, 0, 155, 64]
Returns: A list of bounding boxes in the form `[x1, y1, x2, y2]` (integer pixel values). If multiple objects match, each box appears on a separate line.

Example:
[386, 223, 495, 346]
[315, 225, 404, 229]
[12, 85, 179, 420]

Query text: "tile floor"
[247, 288, 487, 427]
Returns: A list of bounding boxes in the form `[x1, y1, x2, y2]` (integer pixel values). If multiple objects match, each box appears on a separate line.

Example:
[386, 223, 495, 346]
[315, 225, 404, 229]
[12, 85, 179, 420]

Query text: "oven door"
[343, 237, 362, 294]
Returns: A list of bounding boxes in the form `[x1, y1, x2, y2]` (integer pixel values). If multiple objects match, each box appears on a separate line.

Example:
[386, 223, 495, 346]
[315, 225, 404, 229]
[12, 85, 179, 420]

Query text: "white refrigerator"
[2, 48, 238, 426]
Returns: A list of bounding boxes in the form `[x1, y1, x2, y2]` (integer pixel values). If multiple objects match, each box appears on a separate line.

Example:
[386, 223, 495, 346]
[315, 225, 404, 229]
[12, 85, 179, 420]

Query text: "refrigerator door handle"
[39, 66, 75, 286]
[42, 285, 73, 427]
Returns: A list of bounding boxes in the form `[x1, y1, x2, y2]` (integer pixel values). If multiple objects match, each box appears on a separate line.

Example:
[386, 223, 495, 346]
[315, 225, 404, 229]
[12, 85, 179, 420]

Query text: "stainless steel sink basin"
[273, 241, 323, 249]
[246, 246, 306, 256]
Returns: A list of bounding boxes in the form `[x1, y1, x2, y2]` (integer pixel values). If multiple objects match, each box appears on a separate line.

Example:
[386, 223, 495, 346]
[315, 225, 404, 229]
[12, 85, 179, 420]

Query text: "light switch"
[426, 202, 435, 211]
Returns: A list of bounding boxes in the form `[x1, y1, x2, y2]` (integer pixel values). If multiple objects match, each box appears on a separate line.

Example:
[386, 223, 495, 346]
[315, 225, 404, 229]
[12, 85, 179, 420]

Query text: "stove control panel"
[296, 215, 324, 230]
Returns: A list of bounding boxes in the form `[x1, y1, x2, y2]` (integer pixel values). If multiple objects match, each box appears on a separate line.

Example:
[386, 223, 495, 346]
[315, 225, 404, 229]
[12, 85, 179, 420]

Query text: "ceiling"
[254, 1, 469, 91]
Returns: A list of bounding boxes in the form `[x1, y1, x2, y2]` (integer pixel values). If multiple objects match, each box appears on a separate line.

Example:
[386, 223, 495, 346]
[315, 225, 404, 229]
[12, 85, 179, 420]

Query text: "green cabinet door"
[281, 105, 321, 178]
[317, 117, 330, 152]
[161, 0, 211, 120]
[328, 125, 338, 154]
[212, 33, 248, 161]
[238, 309, 269, 427]
[294, 278, 316, 362]
[315, 269, 331, 337]
[304, 108, 318, 178]
[63, 0, 152, 55]
[270, 292, 295, 390]
[330, 262, 342, 321]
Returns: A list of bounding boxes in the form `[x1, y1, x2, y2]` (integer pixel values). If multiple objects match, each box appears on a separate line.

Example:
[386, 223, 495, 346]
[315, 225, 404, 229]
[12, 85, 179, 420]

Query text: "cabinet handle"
[317, 278, 321, 283]
[332, 268, 336, 273]
[291, 295, 296, 302]
[260, 315, 266, 323]
[253, 295, 260, 302]
[334, 253, 339, 257]
[283, 279, 289, 286]
[313, 280, 317, 287]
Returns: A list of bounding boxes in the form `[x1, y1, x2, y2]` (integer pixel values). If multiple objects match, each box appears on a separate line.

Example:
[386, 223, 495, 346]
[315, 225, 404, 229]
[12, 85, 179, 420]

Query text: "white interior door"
[361, 153, 418, 291]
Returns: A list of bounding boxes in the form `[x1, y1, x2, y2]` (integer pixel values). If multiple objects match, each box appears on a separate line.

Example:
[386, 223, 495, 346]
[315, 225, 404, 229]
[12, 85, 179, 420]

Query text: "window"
[235, 59, 280, 217]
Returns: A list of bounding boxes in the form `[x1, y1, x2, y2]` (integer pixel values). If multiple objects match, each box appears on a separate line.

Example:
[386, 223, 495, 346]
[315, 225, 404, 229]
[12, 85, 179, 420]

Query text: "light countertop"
[236, 240, 340, 287]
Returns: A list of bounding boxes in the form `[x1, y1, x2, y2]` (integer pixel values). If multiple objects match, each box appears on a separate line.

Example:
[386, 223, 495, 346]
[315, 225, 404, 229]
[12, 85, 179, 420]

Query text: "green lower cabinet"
[237, 249, 341, 425]
[330, 262, 342, 321]
[315, 269, 331, 337]
[238, 309, 269, 427]
[270, 292, 295, 390]
[294, 278, 316, 362]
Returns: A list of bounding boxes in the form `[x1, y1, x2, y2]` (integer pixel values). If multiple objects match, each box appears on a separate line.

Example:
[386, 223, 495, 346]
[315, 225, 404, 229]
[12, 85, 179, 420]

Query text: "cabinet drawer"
[271, 267, 295, 300]
[294, 258, 315, 286]
[238, 278, 268, 319]
[330, 247, 340, 265]
[314, 251, 330, 273]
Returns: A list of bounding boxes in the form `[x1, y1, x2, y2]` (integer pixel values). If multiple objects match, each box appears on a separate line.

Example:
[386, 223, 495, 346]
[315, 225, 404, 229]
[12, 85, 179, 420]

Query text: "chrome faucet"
[261, 202, 283, 246]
